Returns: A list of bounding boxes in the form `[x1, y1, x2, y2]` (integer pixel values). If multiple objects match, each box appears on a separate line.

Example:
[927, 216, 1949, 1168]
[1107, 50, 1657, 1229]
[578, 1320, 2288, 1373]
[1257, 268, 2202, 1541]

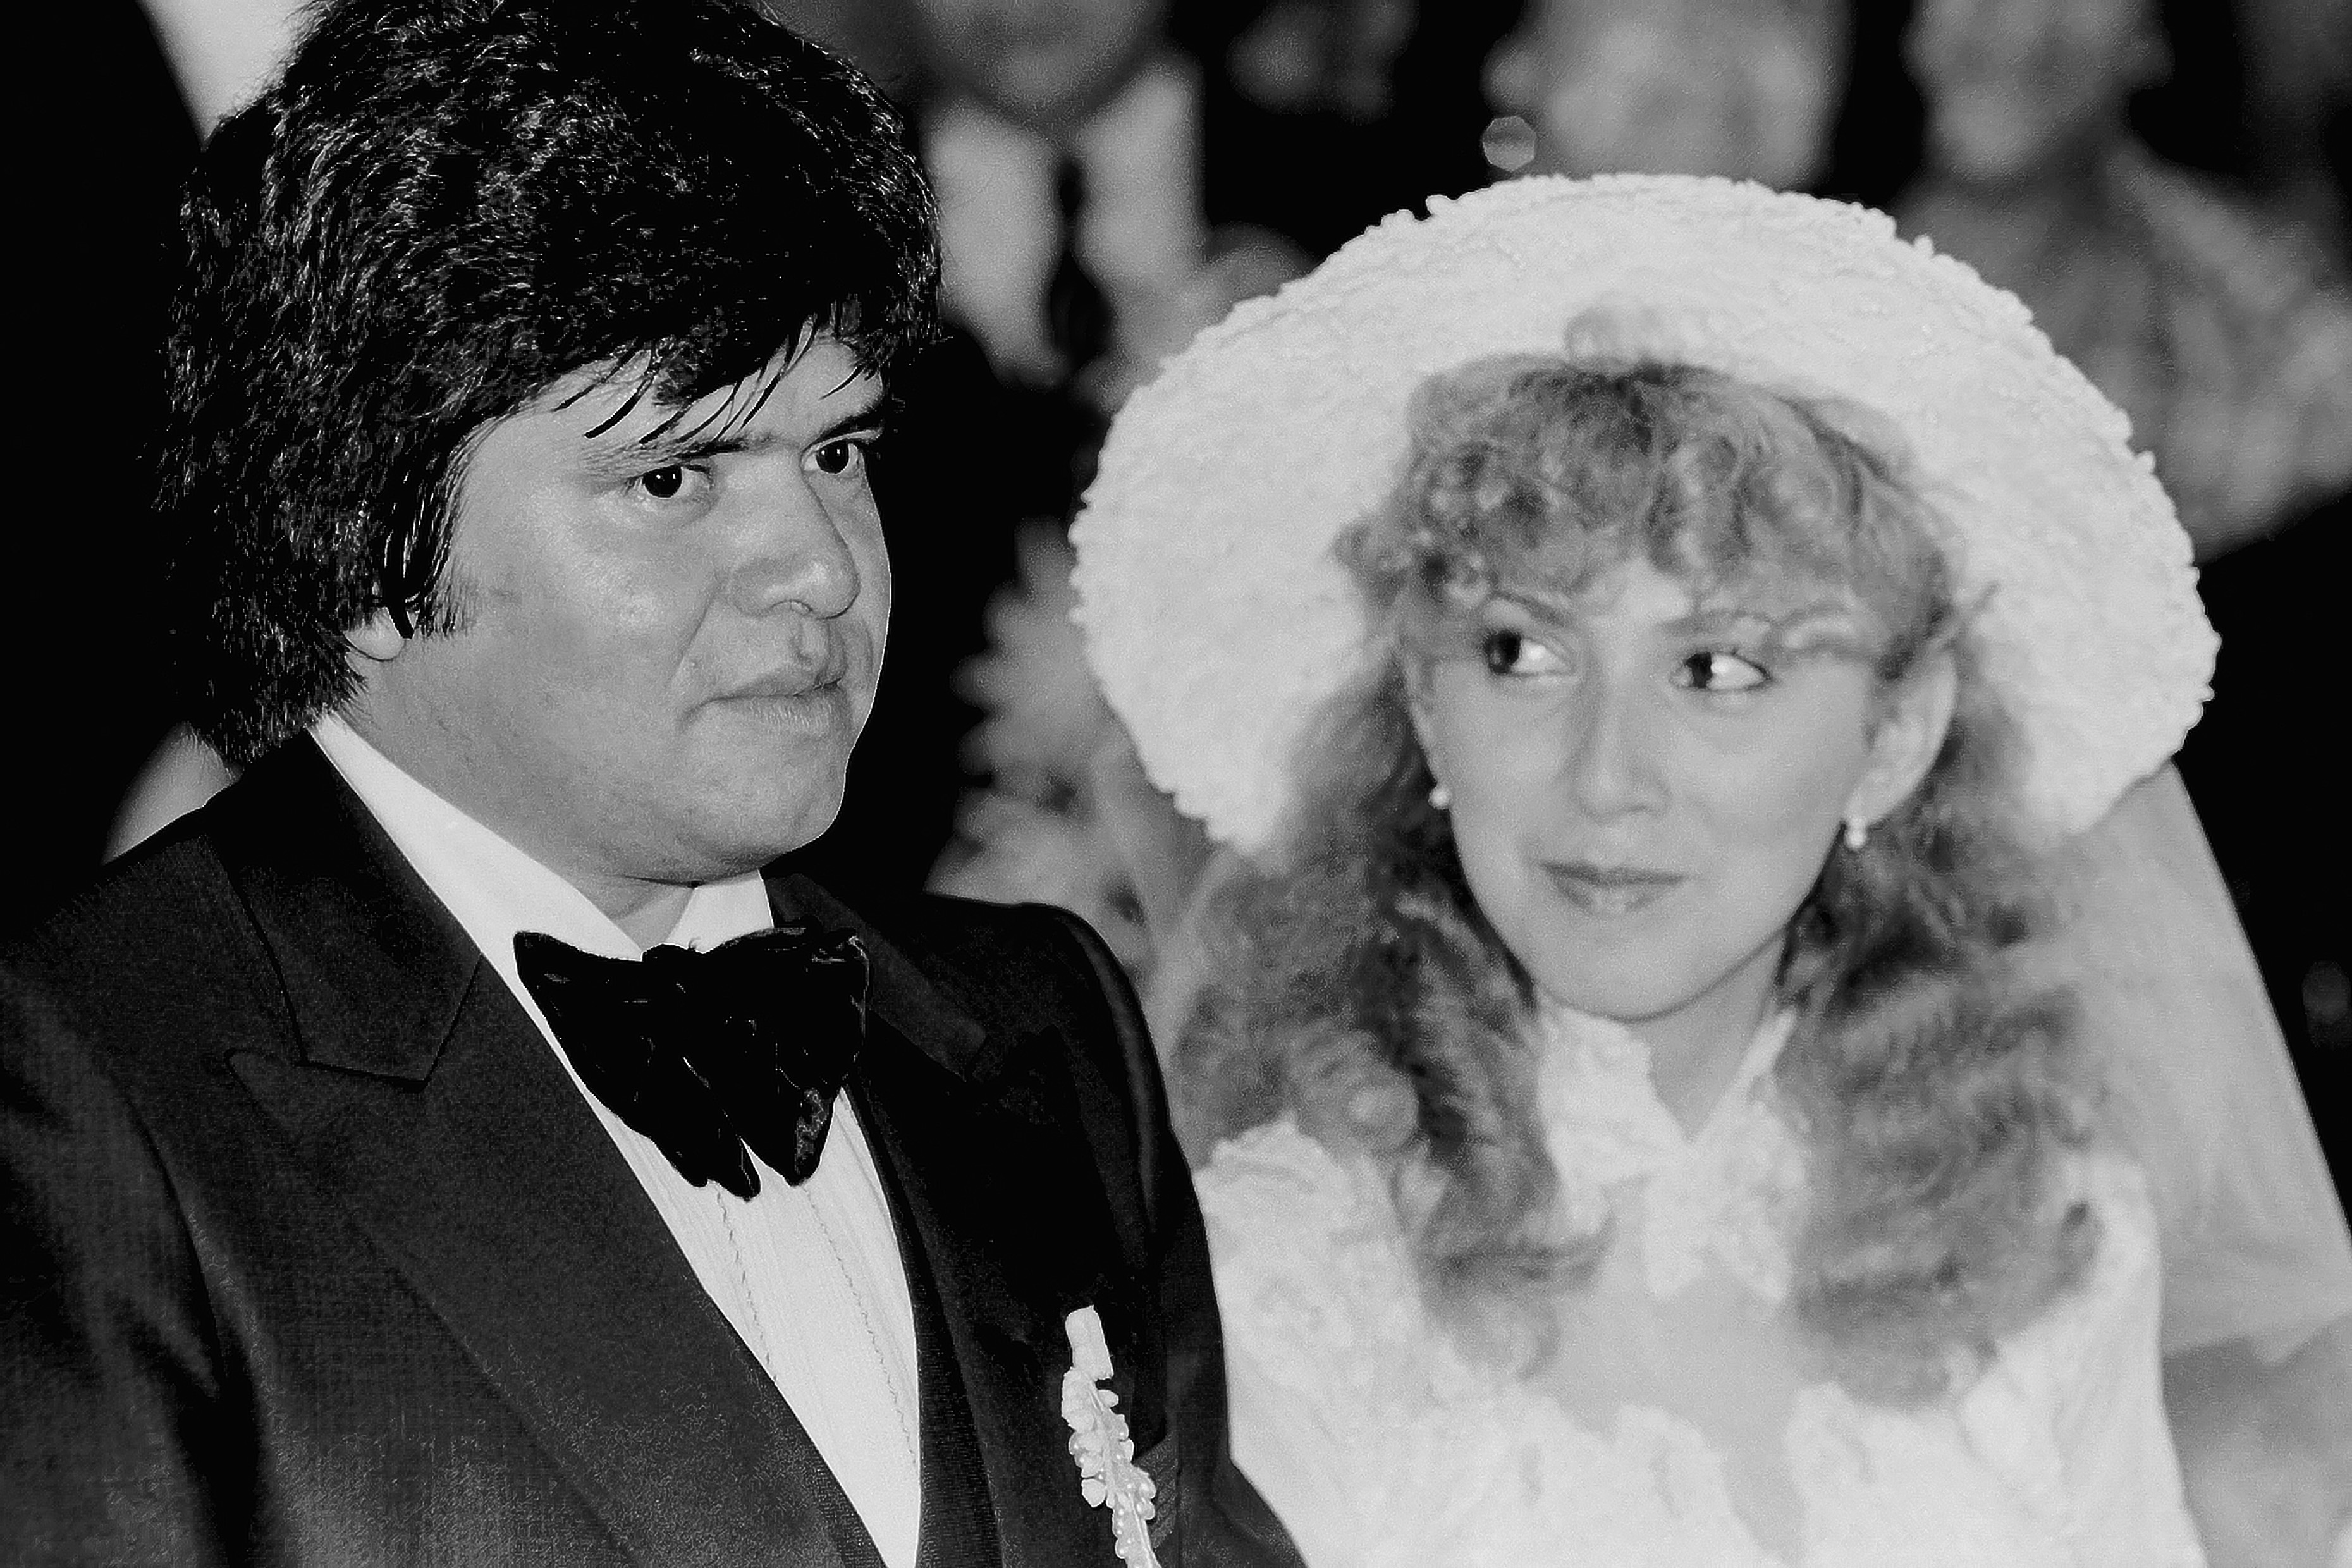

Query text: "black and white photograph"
[8, 0, 2349, 1564]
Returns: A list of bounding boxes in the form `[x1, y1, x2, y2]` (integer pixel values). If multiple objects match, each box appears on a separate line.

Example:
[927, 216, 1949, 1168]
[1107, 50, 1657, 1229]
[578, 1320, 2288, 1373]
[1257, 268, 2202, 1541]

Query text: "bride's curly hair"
[1173, 349, 2099, 1399]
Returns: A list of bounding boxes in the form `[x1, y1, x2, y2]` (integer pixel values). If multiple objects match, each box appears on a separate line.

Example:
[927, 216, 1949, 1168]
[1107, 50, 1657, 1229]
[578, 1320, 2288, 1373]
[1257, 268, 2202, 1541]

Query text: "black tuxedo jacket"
[1, 741, 1299, 1567]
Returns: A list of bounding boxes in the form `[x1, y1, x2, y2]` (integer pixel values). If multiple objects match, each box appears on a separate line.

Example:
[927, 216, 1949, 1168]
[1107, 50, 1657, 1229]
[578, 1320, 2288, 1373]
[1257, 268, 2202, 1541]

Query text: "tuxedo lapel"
[850, 1072, 1000, 1568]
[210, 743, 878, 1568]
[779, 877, 1159, 1568]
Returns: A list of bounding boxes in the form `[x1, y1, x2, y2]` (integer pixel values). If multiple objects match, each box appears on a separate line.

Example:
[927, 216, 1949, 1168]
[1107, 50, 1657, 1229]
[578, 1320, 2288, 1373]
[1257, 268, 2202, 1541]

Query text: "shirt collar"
[309, 714, 774, 1007]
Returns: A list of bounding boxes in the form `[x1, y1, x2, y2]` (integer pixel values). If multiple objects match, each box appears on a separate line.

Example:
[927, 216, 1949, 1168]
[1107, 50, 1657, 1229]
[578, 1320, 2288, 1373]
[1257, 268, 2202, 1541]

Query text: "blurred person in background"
[792, 0, 1221, 903]
[1214, 0, 1418, 126]
[891, 0, 1313, 965]
[1896, 0, 2352, 563]
[2236, 0, 2352, 244]
[909, 0, 1234, 416]
[1184, 0, 1518, 257]
[1892, 0, 2349, 1184]
[1481, 0, 1850, 188]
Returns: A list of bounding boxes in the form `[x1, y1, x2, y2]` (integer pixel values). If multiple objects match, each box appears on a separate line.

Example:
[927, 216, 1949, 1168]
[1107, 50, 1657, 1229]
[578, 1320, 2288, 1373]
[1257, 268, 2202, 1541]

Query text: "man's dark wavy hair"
[159, 0, 941, 764]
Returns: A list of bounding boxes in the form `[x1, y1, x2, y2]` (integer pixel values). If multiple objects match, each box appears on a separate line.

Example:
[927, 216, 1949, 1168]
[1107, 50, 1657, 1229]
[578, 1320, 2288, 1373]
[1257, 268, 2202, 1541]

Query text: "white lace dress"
[1199, 1006, 2207, 1568]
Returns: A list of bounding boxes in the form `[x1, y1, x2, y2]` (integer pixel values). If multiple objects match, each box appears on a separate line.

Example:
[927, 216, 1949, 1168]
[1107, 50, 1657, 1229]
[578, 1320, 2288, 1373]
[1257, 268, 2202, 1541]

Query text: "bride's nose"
[1560, 676, 1670, 819]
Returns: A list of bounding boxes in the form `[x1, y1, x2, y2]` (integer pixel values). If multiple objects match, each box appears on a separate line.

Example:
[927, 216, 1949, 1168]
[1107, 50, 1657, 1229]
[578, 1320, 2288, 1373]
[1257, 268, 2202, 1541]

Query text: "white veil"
[2028, 763, 2352, 1362]
[2025, 763, 2352, 1560]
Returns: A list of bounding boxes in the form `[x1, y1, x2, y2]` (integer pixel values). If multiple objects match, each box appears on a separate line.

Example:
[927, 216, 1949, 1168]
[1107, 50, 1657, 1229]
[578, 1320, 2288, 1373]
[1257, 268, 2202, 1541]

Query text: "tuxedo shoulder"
[856, 886, 1110, 976]
[790, 878, 1132, 1030]
[6, 812, 254, 1000]
[1, 829, 295, 1179]
[775, 875, 1153, 1085]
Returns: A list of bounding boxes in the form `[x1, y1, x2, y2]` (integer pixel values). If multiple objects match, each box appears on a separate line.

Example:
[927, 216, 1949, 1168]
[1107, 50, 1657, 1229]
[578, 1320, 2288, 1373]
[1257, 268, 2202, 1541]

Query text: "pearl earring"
[1429, 782, 1453, 811]
[1842, 818, 1868, 852]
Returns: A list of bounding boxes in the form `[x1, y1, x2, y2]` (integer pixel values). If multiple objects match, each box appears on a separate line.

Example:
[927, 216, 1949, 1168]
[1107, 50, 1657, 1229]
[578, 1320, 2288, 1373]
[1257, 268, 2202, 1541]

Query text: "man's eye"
[631, 464, 706, 503]
[1674, 650, 1769, 692]
[808, 436, 872, 477]
[1481, 629, 1566, 676]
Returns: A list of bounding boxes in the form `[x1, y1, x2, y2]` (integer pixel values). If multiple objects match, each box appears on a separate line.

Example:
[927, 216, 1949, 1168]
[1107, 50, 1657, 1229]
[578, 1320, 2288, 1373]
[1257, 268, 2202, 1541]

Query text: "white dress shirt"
[312, 716, 922, 1567]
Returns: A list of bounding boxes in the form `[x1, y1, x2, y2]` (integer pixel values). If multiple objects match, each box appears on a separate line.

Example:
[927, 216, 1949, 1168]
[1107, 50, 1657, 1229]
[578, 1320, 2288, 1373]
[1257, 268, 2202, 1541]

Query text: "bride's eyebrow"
[1476, 588, 1581, 624]
[1674, 601, 1868, 656]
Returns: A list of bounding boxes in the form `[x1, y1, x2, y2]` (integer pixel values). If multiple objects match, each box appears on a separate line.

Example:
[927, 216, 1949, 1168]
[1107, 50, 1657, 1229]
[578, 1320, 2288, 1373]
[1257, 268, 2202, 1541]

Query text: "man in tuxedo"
[0, 4, 1299, 1565]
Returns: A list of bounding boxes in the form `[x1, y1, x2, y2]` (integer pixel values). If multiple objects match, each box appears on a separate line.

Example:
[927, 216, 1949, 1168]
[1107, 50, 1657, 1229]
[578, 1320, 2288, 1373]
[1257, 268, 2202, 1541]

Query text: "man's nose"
[727, 470, 862, 620]
[1560, 676, 1669, 819]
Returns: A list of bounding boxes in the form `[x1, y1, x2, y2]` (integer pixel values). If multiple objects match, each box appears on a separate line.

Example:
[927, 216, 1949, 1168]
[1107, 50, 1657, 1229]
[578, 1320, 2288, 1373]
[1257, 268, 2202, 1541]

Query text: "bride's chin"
[1529, 971, 1694, 1025]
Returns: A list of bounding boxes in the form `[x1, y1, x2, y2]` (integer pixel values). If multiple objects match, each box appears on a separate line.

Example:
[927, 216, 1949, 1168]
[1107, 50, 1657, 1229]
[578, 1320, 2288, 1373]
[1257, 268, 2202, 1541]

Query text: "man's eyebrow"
[632, 364, 788, 446]
[575, 387, 890, 477]
[576, 429, 765, 478]
[809, 388, 890, 444]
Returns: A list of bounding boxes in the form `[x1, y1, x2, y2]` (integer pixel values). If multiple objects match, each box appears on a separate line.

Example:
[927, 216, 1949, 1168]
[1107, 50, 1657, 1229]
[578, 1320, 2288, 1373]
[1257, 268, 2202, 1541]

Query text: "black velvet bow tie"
[513, 924, 871, 1200]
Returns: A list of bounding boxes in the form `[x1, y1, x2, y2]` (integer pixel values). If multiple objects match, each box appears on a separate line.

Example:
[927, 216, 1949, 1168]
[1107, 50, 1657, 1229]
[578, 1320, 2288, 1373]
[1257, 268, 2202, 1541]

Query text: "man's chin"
[658, 771, 850, 883]
[732, 800, 846, 877]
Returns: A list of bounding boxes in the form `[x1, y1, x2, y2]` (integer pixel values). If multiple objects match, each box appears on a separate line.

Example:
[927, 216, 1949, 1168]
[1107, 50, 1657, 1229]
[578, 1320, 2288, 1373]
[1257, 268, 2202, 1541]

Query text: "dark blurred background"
[22, 0, 2347, 1192]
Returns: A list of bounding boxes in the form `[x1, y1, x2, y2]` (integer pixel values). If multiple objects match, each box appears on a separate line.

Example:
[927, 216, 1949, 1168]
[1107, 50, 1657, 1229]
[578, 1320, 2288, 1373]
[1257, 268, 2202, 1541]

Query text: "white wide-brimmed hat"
[1072, 174, 2214, 857]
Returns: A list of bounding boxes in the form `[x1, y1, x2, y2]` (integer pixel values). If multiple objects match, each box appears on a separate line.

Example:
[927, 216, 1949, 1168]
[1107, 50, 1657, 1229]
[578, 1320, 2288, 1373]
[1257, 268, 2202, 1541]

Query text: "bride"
[1072, 176, 2351, 1564]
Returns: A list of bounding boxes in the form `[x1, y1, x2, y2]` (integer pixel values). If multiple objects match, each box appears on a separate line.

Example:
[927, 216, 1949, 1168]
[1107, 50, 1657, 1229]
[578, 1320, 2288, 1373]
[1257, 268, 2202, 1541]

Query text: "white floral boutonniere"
[1061, 1305, 1161, 1567]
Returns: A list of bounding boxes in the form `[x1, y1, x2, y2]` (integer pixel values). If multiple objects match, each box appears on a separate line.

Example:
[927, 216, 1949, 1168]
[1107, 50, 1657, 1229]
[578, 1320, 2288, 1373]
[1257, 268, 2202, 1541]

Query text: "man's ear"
[1844, 647, 1959, 831]
[344, 607, 408, 667]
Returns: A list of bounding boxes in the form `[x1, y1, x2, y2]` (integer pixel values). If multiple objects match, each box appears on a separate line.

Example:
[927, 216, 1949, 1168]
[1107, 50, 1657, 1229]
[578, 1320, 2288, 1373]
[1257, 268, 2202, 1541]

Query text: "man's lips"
[1542, 860, 1687, 917]
[706, 670, 853, 737]
[714, 643, 854, 704]
[718, 670, 843, 702]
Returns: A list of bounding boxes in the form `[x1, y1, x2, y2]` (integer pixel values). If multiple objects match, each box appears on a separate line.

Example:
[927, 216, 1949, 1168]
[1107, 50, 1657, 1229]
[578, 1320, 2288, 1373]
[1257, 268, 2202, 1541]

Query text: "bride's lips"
[1543, 860, 1687, 917]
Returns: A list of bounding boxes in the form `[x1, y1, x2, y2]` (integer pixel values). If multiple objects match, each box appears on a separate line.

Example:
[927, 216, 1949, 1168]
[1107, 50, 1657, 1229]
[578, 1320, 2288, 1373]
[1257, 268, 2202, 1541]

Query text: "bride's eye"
[1673, 649, 1769, 692]
[1482, 628, 1567, 677]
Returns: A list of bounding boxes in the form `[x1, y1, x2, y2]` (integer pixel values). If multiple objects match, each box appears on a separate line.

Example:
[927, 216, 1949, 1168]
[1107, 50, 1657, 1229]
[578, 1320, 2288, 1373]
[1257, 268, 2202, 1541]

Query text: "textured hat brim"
[1072, 175, 2214, 856]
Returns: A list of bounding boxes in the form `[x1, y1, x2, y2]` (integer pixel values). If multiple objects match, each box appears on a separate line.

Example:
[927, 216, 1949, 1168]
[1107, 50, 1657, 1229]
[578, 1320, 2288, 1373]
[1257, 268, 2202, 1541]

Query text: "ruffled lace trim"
[1198, 1114, 2198, 1567]
[1536, 1003, 1810, 1302]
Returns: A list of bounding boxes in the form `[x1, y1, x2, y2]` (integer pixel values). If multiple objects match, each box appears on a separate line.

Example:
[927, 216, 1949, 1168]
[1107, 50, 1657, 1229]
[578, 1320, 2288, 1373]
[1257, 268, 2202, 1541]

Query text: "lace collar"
[1534, 1003, 1809, 1305]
